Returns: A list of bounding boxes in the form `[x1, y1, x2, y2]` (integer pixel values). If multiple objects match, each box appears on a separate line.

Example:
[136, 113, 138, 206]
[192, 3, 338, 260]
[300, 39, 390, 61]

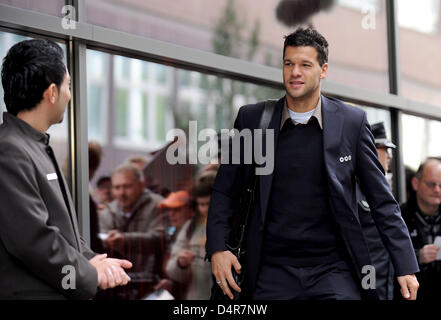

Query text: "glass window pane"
[141, 62, 149, 82]
[86, 0, 388, 93]
[357, 104, 392, 139]
[156, 65, 167, 84]
[402, 114, 441, 171]
[398, 0, 441, 108]
[87, 84, 102, 140]
[115, 88, 128, 138]
[86, 50, 110, 144]
[156, 95, 166, 142]
[141, 92, 149, 140]
[0, 0, 65, 17]
[398, 0, 439, 34]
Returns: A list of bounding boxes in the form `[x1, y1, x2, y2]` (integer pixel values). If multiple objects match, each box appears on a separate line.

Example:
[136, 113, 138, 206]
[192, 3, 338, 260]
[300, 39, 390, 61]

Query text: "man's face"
[196, 196, 210, 218]
[112, 171, 143, 212]
[54, 70, 71, 124]
[376, 147, 392, 173]
[168, 206, 192, 230]
[283, 46, 328, 103]
[97, 180, 114, 204]
[412, 161, 441, 209]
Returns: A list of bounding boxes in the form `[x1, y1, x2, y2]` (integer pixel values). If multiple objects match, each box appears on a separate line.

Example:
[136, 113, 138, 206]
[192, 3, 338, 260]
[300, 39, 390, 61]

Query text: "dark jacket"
[356, 183, 394, 300]
[400, 197, 441, 300]
[206, 95, 419, 300]
[0, 113, 98, 300]
[99, 189, 165, 299]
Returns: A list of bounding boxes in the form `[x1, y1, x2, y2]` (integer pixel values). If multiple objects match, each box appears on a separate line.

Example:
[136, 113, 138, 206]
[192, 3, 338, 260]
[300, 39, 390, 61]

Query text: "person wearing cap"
[96, 175, 115, 209]
[399, 157, 441, 300]
[156, 190, 194, 299]
[166, 171, 217, 299]
[355, 122, 395, 300]
[159, 190, 194, 244]
[371, 122, 396, 188]
[99, 163, 165, 299]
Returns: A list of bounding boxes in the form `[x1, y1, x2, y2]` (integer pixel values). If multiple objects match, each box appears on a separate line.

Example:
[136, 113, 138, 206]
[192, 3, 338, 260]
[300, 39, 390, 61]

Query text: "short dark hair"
[97, 175, 111, 188]
[1, 39, 66, 116]
[283, 28, 329, 66]
[88, 140, 103, 173]
[194, 170, 217, 198]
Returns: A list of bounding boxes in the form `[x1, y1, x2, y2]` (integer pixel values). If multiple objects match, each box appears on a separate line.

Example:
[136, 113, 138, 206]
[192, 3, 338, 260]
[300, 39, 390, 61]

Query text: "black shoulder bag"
[210, 99, 277, 301]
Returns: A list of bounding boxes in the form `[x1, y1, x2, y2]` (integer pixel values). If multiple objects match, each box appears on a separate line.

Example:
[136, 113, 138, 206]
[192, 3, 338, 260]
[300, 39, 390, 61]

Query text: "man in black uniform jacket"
[400, 157, 441, 300]
[356, 122, 396, 300]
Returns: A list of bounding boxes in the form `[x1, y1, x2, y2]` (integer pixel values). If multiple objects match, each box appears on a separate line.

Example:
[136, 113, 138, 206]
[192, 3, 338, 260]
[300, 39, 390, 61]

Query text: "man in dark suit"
[206, 28, 419, 300]
[0, 39, 132, 299]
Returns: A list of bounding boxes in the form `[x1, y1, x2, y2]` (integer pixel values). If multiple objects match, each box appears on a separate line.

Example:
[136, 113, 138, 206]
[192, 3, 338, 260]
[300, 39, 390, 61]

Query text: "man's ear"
[320, 63, 328, 79]
[411, 176, 419, 192]
[43, 83, 58, 104]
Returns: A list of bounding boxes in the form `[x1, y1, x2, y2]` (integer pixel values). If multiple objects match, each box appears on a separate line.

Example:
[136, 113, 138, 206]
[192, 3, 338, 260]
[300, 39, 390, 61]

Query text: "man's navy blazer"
[206, 95, 419, 299]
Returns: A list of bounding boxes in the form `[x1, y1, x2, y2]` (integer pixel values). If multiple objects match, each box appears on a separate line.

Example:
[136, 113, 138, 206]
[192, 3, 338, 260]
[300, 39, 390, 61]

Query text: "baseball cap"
[159, 190, 190, 209]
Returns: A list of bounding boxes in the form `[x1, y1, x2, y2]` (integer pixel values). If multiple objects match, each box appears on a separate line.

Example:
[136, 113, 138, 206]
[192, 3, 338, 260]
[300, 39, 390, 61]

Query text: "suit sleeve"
[0, 143, 98, 299]
[80, 237, 97, 260]
[205, 107, 247, 259]
[355, 112, 419, 276]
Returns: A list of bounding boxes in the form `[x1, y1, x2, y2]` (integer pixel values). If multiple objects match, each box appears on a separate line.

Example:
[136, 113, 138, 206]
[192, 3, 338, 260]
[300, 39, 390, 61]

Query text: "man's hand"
[154, 278, 173, 292]
[418, 244, 439, 264]
[397, 274, 419, 300]
[211, 250, 241, 300]
[89, 254, 133, 290]
[177, 249, 195, 268]
[104, 230, 125, 252]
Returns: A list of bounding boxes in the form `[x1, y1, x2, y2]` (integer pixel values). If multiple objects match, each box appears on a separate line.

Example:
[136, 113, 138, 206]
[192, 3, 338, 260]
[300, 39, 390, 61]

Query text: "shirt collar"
[280, 95, 323, 130]
[2, 112, 50, 145]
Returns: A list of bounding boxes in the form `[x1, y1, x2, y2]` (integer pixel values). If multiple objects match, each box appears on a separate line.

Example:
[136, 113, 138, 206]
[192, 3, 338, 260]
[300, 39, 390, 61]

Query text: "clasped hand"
[89, 254, 132, 290]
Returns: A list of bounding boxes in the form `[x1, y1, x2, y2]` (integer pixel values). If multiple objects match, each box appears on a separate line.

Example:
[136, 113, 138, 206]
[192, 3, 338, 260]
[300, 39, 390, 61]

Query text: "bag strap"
[250, 99, 277, 180]
[259, 99, 277, 131]
[228, 99, 277, 256]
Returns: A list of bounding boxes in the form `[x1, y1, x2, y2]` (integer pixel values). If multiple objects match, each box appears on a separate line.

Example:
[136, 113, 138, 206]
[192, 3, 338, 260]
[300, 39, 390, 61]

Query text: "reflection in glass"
[398, 0, 441, 108]
[0, 0, 65, 17]
[398, 0, 440, 34]
[402, 114, 441, 171]
[86, 0, 389, 93]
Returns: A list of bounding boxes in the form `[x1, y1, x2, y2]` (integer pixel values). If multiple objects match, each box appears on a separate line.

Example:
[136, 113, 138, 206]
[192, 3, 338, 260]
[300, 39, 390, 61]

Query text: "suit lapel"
[259, 97, 284, 225]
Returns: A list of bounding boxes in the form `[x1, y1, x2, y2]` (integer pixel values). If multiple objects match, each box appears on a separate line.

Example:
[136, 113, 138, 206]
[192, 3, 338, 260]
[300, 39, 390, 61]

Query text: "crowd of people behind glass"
[85, 140, 219, 300]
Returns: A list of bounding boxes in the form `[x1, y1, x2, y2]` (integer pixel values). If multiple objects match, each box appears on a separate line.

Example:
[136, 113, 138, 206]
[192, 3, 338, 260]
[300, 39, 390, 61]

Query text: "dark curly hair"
[283, 28, 329, 66]
[1, 39, 66, 116]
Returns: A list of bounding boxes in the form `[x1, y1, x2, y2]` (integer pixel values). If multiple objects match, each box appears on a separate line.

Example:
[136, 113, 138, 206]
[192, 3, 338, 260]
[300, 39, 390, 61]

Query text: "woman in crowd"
[165, 170, 216, 299]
